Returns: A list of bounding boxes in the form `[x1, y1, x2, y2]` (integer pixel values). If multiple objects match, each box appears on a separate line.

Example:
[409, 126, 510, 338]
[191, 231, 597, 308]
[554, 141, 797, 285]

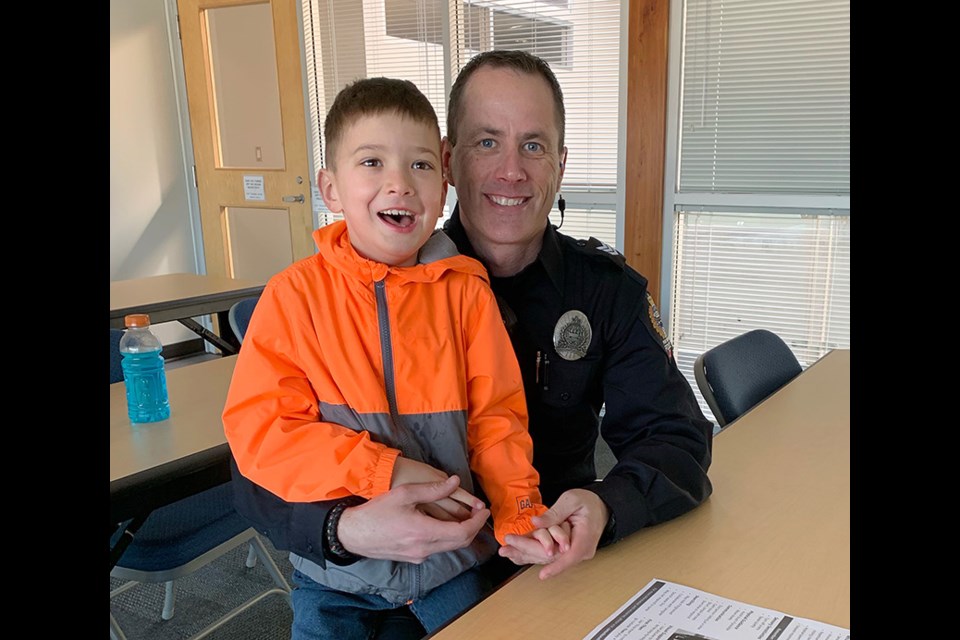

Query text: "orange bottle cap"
[124, 314, 151, 328]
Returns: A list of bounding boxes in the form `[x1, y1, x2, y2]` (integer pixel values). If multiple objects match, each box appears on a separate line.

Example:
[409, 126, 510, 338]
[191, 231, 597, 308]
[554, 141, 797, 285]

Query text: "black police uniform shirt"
[443, 207, 713, 543]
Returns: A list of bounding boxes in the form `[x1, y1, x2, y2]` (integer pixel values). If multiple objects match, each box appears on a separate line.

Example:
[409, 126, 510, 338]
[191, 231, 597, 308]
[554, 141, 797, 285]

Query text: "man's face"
[443, 66, 567, 256]
[319, 113, 446, 267]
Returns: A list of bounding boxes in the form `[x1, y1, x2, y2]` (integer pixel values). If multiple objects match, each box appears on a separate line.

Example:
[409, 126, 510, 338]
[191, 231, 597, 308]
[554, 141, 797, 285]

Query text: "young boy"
[222, 77, 566, 639]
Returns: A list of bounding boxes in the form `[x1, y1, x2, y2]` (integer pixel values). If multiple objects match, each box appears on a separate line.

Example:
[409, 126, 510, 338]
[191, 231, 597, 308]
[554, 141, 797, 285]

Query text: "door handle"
[282, 194, 305, 203]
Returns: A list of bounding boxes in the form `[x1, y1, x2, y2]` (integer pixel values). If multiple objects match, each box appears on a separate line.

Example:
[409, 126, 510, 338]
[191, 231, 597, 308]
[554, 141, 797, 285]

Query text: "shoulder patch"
[641, 292, 673, 361]
[573, 237, 626, 267]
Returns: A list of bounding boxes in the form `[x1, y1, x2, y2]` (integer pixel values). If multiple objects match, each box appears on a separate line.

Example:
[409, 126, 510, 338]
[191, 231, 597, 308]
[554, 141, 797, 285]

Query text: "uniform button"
[561, 392, 570, 400]
[577, 240, 586, 246]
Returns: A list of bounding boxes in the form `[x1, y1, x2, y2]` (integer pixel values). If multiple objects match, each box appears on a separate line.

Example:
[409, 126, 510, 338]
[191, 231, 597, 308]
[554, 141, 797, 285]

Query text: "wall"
[110, 0, 201, 344]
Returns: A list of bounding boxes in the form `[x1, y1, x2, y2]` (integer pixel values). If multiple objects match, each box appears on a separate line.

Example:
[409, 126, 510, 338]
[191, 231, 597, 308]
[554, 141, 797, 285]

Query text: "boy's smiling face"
[319, 112, 446, 267]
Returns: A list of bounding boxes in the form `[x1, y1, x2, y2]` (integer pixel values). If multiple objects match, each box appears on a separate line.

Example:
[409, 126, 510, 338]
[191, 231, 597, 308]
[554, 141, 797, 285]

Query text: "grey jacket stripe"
[320, 403, 473, 492]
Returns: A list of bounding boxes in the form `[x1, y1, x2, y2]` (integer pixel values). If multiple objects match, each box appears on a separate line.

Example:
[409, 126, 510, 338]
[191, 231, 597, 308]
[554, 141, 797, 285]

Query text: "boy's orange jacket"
[223, 221, 547, 549]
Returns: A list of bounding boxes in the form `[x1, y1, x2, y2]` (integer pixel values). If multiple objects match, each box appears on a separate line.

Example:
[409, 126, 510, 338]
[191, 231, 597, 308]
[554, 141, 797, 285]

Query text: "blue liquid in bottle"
[121, 350, 171, 423]
[119, 313, 171, 424]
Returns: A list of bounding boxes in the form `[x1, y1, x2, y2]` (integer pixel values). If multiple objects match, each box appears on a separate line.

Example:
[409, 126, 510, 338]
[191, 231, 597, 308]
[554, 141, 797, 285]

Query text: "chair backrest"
[228, 296, 260, 344]
[693, 329, 802, 428]
[110, 328, 125, 384]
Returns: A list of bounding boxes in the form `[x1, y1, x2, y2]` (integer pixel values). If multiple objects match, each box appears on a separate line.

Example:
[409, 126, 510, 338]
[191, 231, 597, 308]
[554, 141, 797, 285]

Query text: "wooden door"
[177, 0, 314, 281]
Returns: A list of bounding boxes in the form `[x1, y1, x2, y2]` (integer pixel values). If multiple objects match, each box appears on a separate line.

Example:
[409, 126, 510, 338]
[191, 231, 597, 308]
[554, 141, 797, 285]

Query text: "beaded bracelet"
[324, 496, 365, 562]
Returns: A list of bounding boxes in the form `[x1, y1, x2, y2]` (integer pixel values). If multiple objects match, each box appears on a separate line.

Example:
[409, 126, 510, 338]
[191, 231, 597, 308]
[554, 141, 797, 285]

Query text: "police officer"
[229, 49, 713, 631]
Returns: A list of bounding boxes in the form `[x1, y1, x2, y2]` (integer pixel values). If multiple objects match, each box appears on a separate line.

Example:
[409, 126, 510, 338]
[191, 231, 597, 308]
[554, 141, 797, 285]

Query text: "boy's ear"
[318, 168, 343, 213]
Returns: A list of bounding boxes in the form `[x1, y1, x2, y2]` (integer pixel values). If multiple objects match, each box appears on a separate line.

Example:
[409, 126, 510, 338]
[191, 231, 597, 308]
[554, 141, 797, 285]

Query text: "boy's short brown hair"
[324, 77, 439, 168]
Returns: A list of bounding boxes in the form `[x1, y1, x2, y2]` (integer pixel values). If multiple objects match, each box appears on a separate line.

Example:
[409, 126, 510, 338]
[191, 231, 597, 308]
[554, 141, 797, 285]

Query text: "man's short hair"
[324, 77, 439, 168]
[447, 50, 565, 150]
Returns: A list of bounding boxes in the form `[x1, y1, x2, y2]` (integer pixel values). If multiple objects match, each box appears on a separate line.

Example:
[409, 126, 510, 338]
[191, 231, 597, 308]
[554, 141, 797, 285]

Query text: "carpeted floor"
[110, 536, 294, 639]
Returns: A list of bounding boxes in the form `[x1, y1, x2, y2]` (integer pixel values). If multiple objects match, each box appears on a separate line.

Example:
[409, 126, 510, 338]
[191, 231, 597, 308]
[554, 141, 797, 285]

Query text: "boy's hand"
[545, 521, 572, 553]
[500, 488, 609, 579]
[506, 520, 571, 565]
[390, 457, 485, 521]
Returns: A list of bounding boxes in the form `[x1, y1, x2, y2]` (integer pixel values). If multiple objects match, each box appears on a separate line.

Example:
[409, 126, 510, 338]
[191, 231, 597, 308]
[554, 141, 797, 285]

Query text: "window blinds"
[302, 0, 622, 245]
[667, 0, 850, 427]
[678, 0, 850, 195]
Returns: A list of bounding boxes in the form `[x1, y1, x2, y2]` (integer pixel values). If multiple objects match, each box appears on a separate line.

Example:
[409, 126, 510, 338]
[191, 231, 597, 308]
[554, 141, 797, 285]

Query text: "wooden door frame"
[624, 0, 670, 308]
[169, 0, 317, 280]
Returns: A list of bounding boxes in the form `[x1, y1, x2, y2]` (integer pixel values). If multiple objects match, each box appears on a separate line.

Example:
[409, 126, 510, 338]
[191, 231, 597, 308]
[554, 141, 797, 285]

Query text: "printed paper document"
[584, 579, 849, 640]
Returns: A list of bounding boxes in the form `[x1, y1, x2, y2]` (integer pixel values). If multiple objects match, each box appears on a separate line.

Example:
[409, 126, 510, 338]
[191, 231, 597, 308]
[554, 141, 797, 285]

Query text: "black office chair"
[228, 295, 261, 345]
[109, 328, 291, 640]
[693, 329, 802, 429]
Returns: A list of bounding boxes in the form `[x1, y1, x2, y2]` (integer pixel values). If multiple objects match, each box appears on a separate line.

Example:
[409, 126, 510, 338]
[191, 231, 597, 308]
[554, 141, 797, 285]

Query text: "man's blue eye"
[480, 139, 495, 148]
[524, 142, 542, 153]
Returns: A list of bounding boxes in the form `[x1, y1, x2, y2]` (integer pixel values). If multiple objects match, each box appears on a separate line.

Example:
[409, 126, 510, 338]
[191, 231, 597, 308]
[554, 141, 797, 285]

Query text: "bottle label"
[122, 351, 170, 423]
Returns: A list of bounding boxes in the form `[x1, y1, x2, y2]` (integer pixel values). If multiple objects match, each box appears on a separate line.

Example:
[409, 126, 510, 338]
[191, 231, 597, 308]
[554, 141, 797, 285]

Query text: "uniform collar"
[445, 204, 565, 294]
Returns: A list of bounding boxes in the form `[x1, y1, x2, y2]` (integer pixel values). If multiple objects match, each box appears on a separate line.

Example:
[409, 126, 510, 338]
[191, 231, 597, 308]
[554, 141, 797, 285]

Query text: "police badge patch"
[553, 310, 592, 361]
[644, 292, 674, 360]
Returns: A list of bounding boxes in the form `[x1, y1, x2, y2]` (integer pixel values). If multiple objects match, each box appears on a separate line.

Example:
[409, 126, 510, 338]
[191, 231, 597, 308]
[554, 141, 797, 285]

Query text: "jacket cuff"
[367, 447, 401, 497]
[493, 505, 549, 545]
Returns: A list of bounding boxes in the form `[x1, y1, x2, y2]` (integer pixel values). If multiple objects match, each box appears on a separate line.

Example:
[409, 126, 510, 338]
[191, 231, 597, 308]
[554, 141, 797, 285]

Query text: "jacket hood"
[313, 220, 489, 285]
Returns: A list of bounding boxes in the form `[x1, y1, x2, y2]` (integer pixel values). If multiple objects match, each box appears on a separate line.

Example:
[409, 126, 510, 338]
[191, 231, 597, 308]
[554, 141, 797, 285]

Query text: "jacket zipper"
[375, 278, 422, 599]
[374, 279, 417, 465]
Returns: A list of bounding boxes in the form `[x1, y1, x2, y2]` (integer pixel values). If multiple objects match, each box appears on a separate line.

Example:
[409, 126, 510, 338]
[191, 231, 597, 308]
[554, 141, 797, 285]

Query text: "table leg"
[216, 310, 242, 351]
[178, 318, 238, 355]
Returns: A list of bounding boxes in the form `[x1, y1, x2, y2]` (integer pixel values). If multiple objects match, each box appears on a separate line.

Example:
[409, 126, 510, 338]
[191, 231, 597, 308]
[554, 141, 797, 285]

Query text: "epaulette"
[570, 236, 627, 268]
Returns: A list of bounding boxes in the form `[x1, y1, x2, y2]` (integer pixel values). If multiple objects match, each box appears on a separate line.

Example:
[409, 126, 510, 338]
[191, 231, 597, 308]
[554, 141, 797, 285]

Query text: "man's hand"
[337, 475, 491, 564]
[498, 488, 609, 580]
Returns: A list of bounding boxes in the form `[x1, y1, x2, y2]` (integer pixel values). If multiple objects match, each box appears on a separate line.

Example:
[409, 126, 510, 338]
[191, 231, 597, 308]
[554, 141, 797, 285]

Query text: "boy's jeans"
[290, 566, 491, 640]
